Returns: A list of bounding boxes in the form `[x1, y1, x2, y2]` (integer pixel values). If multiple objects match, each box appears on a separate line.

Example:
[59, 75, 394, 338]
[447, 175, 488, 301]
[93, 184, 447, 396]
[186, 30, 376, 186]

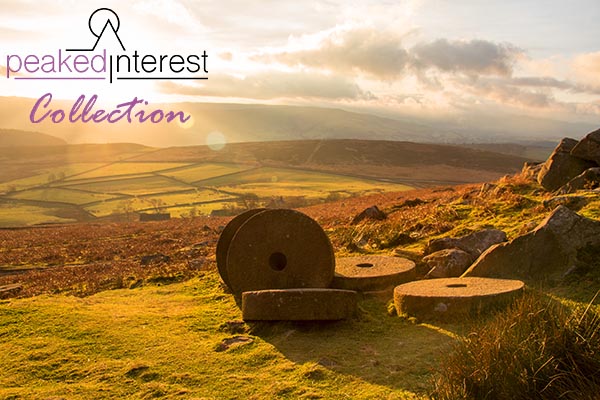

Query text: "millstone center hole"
[269, 252, 287, 271]
[446, 283, 467, 288]
[356, 263, 374, 268]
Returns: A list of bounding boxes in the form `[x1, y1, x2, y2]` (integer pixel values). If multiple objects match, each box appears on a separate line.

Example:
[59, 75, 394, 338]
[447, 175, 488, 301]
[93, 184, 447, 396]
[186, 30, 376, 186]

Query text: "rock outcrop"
[423, 249, 473, 278]
[571, 128, 600, 164]
[425, 229, 507, 259]
[537, 138, 596, 192]
[521, 162, 543, 180]
[543, 195, 590, 211]
[557, 167, 600, 194]
[462, 206, 600, 280]
[352, 205, 387, 224]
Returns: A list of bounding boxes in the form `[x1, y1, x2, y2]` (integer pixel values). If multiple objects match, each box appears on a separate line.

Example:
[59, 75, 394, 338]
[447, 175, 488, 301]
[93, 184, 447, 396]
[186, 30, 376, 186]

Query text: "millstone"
[242, 289, 357, 321]
[216, 208, 266, 288]
[226, 209, 335, 295]
[394, 277, 524, 320]
[332, 255, 416, 292]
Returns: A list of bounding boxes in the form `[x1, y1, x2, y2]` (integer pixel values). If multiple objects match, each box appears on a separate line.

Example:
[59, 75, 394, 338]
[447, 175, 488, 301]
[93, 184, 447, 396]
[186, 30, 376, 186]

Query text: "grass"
[152, 202, 240, 218]
[200, 167, 413, 199]
[325, 175, 552, 255]
[64, 176, 194, 196]
[70, 162, 192, 180]
[7, 188, 117, 205]
[0, 163, 106, 192]
[139, 190, 235, 207]
[160, 163, 254, 183]
[0, 274, 455, 399]
[433, 291, 600, 400]
[83, 191, 236, 217]
[0, 203, 75, 226]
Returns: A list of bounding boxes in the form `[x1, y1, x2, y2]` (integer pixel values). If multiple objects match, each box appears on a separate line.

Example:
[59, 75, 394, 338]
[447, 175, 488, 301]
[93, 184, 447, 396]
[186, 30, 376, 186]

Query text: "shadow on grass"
[248, 297, 465, 395]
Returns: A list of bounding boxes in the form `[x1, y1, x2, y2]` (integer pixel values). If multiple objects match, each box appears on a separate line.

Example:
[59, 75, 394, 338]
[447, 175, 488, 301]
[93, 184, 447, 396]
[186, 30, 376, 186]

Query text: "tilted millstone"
[331, 255, 416, 292]
[242, 289, 357, 321]
[394, 277, 524, 321]
[216, 208, 266, 289]
[226, 209, 335, 295]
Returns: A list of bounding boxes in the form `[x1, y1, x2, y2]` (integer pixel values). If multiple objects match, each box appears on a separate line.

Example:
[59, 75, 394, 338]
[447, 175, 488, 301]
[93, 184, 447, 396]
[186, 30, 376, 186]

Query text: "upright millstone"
[216, 208, 266, 289]
[226, 209, 335, 295]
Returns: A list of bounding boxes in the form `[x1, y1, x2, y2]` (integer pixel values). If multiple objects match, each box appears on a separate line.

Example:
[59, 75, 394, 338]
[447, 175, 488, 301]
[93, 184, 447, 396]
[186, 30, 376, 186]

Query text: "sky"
[1, 0, 600, 127]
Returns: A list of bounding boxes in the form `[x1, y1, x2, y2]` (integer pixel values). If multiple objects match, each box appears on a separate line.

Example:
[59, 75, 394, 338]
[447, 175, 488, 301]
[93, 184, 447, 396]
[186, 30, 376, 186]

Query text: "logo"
[5, 8, 208, 124]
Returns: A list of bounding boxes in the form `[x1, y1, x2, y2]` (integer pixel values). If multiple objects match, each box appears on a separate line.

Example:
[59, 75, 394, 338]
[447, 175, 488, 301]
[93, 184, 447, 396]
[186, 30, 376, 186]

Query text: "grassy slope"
[1, 174, 599, 398]
[0, 275, 456, 399]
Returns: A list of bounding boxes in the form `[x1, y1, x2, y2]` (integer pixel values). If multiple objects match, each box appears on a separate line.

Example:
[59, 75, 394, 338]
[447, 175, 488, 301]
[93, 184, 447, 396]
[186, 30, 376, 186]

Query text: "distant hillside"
[0, 129, 66, 147]
[0, 143, 152, 183]
[136, 139, 532, 184]
[0, 97, 441, 147]
[0, 139, 533, 189]
[462, 143, 555, 162]
[1, 97, 593, 147]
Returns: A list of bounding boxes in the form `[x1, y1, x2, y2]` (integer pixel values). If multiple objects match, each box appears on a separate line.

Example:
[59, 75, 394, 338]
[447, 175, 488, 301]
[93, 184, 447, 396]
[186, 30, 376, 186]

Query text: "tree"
[239, 193, 260, 210]
[147, 198, 165, 214]
[122, 199, 135, 222]
[187, 206, 198, 218]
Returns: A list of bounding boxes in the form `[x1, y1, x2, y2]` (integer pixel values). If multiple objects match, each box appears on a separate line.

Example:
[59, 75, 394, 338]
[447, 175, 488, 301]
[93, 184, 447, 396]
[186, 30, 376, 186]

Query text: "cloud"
[411, 39, 521, 76]
[264, 28, 410, 80]
[261, 28, 522, 81]
[483, 85, 552, 108]
[158, 71, 374, 100]
[219, 52, 233, 61]
[0, 26, 37, 40]
[572, 51, 600, 86]
[456, 76, 553, 108]
[509, 76, 600, 95]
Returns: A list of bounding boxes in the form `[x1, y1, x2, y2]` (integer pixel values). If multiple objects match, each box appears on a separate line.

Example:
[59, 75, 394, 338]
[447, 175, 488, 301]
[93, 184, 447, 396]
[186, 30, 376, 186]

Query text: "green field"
[69, 162, 192, 180]
[198, 167, 413, 199]
[65, 176, 194, 196]
[0, 203, 75, 226]
[161, 163, 254, 183]
[8, 188, 117, 205]
[0, 161, 413, 226]
[84, 190, 236, 217]
[0, 163, 106, 192]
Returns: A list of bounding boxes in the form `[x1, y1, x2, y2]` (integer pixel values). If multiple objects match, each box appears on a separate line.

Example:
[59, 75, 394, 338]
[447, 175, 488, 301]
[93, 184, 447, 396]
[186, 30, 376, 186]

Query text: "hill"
[0, 139, 533, 226]
[0, 173, 598, 398]
[0, 129, 66, 147]
[133, 139, 532, 184]
[0, 97, 441, 146]
[0, 96, 595, 147]
[461, 142, 554, 161]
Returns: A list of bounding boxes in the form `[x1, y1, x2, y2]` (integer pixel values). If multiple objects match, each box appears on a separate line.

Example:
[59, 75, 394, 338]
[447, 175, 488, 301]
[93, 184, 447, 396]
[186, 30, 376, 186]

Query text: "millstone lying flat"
[332, 255, 416, 292]
[242, 289, 357, 321]
[216, 208, 266, 288]
[394, 277, 524, 320]
[227, 209, 335, 295]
